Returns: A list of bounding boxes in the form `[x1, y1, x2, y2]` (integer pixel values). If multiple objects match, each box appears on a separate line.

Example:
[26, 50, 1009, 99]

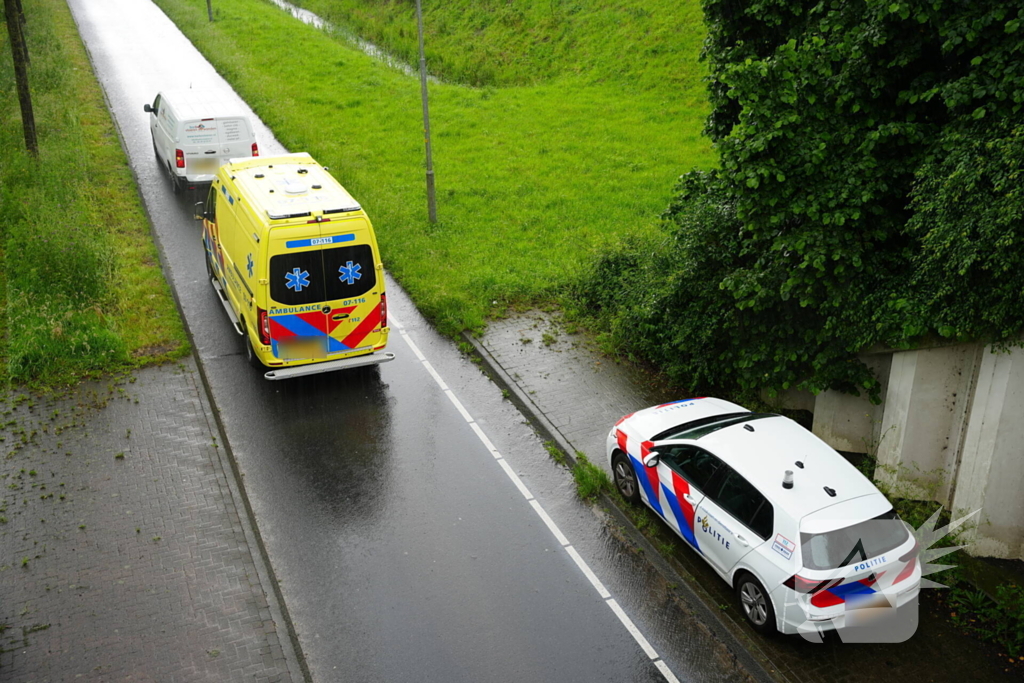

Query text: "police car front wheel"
[612, 452, 641, 505]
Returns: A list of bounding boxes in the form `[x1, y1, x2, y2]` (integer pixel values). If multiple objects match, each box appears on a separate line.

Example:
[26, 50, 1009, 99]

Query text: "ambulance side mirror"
[194, 201, 206, 221]
[642, 452, 660, 468]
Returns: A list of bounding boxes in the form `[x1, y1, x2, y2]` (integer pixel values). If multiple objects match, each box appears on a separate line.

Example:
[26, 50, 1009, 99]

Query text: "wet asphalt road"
[65, 1, 754, 681]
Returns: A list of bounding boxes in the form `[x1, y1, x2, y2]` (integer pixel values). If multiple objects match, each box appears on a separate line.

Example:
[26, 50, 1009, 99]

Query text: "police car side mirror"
[194, 201, 206, 221]
[143, 103, 153, 113]
[642, 452, 660, 468]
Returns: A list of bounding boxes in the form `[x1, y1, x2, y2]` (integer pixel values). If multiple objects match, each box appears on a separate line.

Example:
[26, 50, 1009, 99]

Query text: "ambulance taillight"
[380, 294, 388, 328]
[252, 142, 259, 157]
[257, 307, 271, 345]
[175, 149, 185, 168]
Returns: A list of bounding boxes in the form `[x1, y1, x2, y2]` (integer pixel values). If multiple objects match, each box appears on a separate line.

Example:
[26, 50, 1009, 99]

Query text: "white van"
[143, 89, 258, 194]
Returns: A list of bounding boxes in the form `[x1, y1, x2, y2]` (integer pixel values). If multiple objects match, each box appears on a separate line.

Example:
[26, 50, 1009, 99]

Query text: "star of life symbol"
[246, 253, 254, 278]
[793, 506, 978, 644]
[338, 261, 361, 286]
[285, 267, 311, 292]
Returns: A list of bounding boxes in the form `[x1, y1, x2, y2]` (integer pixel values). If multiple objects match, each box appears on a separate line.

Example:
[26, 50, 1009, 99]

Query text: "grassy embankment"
[0, 0, 188, 389]
[151, 0, 714, 335]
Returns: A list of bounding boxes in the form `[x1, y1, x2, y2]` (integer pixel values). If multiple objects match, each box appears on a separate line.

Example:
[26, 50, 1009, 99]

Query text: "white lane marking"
[390, 312, 680, 682]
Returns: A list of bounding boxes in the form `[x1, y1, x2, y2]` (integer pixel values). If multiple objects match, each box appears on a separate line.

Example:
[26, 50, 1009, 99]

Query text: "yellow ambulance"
[198, 153, 393, 379]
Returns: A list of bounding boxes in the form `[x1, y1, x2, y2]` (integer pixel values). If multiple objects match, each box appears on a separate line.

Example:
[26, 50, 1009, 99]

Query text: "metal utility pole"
[4, 0, 37, 156]
[206, 0, 213, 22]
[415, 0, 437, 223]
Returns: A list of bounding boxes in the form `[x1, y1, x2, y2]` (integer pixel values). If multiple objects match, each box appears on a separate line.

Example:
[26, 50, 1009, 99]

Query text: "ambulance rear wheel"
[243, 328, 265, 370]
[612, 451, 641, 505]
[735, 573, 777, 635]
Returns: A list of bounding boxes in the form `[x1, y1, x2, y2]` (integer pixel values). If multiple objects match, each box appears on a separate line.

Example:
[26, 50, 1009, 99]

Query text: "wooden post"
[4, 0, 38, 156]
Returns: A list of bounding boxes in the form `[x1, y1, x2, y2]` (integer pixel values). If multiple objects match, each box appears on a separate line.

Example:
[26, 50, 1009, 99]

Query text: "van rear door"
[182, 117, 256, 181]
[266, 223, 382, 361]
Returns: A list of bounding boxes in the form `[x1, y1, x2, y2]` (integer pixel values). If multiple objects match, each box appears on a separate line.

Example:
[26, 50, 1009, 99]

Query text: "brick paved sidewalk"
[0, 359, 300, 682]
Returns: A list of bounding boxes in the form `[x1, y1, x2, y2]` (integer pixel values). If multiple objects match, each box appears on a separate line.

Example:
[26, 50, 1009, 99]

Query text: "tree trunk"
[4, 0, 37, 156]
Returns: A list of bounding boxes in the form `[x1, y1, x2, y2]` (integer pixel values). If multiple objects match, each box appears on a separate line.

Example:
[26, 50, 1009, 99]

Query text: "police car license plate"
[279, 338, 327, 360]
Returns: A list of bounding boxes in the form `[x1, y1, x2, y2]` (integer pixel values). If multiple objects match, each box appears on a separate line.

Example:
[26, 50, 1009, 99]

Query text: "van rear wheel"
[167, 163, 182, 195]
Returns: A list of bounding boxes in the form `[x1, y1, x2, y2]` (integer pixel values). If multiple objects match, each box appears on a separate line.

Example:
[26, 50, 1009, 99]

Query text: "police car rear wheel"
[612, 452, 641, 505]
[736, 573, 776, 635]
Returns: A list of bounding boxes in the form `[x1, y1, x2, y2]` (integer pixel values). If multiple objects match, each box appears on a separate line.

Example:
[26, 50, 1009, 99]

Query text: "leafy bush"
[576, 0, 1024, 398]
[951, 584, 1024, 657]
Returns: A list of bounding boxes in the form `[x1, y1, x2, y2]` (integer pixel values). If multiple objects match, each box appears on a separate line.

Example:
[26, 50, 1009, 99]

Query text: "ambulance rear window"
[270, 245, 376, 305]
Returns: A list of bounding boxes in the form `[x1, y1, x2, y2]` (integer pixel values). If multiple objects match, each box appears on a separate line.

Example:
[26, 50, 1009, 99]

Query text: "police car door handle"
[736, 534, 750, 547]
[683, 494, 696, 505]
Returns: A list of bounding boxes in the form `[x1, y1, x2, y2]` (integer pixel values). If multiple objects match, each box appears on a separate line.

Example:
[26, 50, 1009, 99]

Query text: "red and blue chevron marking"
[269, 303, 381, 359]
[617, 429, 702, 552]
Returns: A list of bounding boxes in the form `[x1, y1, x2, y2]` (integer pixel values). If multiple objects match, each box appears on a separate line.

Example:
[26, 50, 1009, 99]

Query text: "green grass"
[1, 0, 188, 389]
[151, 0, 715, 335]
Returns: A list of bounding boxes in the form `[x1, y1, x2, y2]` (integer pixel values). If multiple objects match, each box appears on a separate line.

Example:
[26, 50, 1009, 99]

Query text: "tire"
[241, 322, 265, 370]
[168, 163, 182, 195]
[612, 451, 641, 505]
[735, 573, 777, 635]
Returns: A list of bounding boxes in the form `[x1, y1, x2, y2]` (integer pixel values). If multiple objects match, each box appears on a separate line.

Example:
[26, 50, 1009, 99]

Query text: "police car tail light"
[380, 293, 388, 328]
[175, 149, 185, 169]
[899, 539, 919, 563]
[257, 307, 271, 345]
[783, 575, 841, 595]
[252, 142, 260, 157]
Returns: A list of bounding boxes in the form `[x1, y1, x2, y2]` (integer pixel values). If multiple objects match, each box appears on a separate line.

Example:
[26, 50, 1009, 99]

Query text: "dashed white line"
[389, 313, 681, 683]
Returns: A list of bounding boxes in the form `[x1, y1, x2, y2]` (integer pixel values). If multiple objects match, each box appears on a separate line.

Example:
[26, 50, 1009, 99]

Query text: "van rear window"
[270, 245, 376, 305]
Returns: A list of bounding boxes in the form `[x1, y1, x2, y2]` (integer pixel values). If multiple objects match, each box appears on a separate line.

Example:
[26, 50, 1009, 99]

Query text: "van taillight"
[252, 142, 259, 157]
[257, 307, 270, 345]
[175, 149, 185, 168]
[380, 293, 387, 328]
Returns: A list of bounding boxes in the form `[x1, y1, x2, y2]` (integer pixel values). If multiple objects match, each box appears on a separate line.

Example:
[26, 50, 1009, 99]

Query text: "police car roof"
[697, 415, 885, 522]
[226, 154, 362, 219]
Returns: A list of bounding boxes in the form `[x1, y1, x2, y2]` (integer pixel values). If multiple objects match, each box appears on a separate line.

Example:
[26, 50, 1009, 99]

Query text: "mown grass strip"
[0, 0, 188, 389]
[152, 0, 714, 336]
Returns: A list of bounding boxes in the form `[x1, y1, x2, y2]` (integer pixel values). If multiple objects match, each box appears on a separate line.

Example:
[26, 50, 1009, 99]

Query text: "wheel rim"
[740, 581, 768, 626]
[614, 459, 636, 498]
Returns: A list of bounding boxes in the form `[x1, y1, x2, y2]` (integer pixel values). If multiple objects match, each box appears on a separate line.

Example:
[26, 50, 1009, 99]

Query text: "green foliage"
[0, 0, 187, 387]
[296, 0, 707, 92]
[572, 452, 612, 501]
[950, 584, 1024, 657]
[577, 0, 1024, 397]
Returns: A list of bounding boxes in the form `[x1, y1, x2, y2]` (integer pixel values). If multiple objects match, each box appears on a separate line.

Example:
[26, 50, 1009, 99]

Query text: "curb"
[462, 331, 780, 683]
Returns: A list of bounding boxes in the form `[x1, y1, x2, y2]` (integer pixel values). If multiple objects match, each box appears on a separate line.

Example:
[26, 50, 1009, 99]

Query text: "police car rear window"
[653, 413, 776, 441]
[800, 510, 909, 571]
[270, 244, 376, 305]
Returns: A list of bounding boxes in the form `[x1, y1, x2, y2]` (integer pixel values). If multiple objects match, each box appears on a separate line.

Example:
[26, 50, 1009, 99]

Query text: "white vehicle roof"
[696, 415, 887, 525]
[623, 398, 890, 528]
[159, 88, 250, 122]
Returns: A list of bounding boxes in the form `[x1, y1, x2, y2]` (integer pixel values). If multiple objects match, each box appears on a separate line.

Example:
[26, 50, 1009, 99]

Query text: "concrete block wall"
[811, 342, 1024, 561]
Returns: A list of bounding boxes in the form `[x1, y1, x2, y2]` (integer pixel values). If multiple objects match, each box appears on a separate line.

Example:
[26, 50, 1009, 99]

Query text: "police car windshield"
[655, 413, 776, 441]
[800, 510, 910, 571]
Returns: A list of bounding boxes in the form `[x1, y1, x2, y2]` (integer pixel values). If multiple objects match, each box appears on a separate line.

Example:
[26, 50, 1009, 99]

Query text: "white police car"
[607, 398, 921, 636]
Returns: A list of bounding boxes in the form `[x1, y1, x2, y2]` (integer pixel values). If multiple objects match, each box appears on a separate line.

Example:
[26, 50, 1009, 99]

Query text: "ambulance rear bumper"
[262, 350, 393, 382]
[263, 351, 395, 380]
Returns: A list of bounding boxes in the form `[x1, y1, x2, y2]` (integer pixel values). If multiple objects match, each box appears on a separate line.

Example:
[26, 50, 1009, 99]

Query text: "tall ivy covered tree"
[578, 0, 1024, 399]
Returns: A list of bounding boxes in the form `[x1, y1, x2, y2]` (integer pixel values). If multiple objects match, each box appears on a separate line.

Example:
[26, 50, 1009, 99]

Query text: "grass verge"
[1, 0, 188, 390]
